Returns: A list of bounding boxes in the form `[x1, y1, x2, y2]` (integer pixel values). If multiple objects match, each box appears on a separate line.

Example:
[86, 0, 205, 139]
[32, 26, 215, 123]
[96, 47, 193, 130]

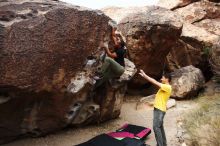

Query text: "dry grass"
[183, 94, 220, 146]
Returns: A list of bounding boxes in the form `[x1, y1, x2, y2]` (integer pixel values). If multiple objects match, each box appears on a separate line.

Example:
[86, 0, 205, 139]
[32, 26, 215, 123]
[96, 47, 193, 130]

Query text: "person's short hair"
[163, 73, 171, 82]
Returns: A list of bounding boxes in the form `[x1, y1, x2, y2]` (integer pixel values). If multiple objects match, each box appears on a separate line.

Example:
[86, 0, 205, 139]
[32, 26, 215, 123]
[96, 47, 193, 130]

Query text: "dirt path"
[3, 97, 197, 146]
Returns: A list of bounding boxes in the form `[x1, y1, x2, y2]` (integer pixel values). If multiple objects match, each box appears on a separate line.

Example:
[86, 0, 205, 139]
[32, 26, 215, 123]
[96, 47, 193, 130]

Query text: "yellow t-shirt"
[154, 84, 172, 112]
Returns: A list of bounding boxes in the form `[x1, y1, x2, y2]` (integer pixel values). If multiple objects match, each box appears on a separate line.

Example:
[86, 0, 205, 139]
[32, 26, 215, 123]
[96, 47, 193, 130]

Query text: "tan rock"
[174, 1, 220, 23]
[194, 18, 220, 36]
[101, 6, 150, 23]
[181, 23, 220, 44]
[157, 0, 199, 10]
[171, 65, 205, 99]
[118, 6, 182, 87]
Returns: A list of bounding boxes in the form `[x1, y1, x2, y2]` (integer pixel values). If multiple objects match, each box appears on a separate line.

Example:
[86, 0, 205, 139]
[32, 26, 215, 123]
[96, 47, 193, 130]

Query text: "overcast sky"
[61, 0, 159, 9]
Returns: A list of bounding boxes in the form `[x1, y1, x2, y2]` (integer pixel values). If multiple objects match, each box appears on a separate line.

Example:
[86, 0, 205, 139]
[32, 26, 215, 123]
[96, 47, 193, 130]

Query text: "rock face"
[174, 1, 220, 24]
[171, 65, 205, 99]
[0, 0, 136, 144]
[69, 58, 136, 124]
[167, 23, 219, 79]
[181, 23, 219, 44]
[0, 0, 110, 92]
[157, 0, 199, 10]
[101, 6, 150, 23]
[194, 18, 220, 36]
[118, 6, 182, 87]
[166, 39, 197, 71]
[162, 0, 220, 80]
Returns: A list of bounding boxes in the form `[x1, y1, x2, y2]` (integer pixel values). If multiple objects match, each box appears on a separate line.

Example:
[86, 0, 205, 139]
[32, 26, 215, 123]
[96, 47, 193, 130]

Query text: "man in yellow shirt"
[139, 69, 172, 146]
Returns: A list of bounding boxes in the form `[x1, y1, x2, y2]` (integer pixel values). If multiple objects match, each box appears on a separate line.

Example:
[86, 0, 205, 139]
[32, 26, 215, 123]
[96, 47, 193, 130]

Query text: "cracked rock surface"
[0, 0, 136, 144]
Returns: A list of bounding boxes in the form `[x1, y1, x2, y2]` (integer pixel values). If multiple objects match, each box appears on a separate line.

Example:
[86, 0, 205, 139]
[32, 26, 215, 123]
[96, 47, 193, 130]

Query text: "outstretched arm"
[139, 69, 162, 88]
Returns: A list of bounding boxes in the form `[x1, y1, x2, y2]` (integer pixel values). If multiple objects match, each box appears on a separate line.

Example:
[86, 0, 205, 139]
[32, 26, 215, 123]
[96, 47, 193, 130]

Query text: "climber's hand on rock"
[139, 69, 147, 78]
[99, 42, 105, 49]
[112, 27, 117, 36]
[103, 46, 108, 52]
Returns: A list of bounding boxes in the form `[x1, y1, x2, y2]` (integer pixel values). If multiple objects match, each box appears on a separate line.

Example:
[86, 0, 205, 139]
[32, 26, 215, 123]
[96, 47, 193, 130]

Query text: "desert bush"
[183, 94, 220, 146]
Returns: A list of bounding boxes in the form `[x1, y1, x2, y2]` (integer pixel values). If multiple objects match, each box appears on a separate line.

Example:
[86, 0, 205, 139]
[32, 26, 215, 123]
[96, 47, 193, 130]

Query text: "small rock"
[167, 99, 176, 109]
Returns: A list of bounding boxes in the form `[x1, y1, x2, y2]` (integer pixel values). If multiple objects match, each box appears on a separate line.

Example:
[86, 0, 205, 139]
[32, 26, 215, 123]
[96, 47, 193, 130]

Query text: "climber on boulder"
[93, 27, 126, 88]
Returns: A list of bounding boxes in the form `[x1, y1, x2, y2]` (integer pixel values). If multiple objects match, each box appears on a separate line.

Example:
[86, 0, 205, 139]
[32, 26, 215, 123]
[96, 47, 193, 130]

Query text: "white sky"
[61, 0, 159, 9]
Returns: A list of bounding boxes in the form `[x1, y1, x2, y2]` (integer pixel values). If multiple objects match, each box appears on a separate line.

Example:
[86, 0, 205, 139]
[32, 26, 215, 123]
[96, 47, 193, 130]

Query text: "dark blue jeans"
[153, 108, 167, 146]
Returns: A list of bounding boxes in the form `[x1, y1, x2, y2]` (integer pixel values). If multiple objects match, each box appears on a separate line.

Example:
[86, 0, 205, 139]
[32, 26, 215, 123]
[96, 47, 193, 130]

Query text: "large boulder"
[194, 18, 220, 36]
[181, 23, 219, 46]
[174, 1, 220, 24]
[166, 24, 219, 79]
[157, 0, 199, 10]
[0, 0, 136, 144]
[101, 6, 150, 23]
[164, 0, 220, 81]
[171, 65, 205, 99]
[118, 6, 182, 87]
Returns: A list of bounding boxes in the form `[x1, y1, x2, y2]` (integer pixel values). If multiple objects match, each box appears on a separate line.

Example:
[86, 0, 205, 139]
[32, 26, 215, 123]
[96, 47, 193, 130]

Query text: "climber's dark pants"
[153, 108, 167, 146]
[95, 57, 124, 88]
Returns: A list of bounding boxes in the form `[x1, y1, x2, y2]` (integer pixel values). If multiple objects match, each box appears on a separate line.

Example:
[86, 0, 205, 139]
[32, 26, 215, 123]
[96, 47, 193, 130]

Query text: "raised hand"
[139, 69, 147, 78]
[99, 41, 105, 48]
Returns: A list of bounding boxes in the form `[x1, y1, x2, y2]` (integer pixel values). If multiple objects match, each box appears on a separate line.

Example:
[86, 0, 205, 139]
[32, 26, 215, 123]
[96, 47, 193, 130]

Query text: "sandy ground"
[3, 96, 197, 146]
